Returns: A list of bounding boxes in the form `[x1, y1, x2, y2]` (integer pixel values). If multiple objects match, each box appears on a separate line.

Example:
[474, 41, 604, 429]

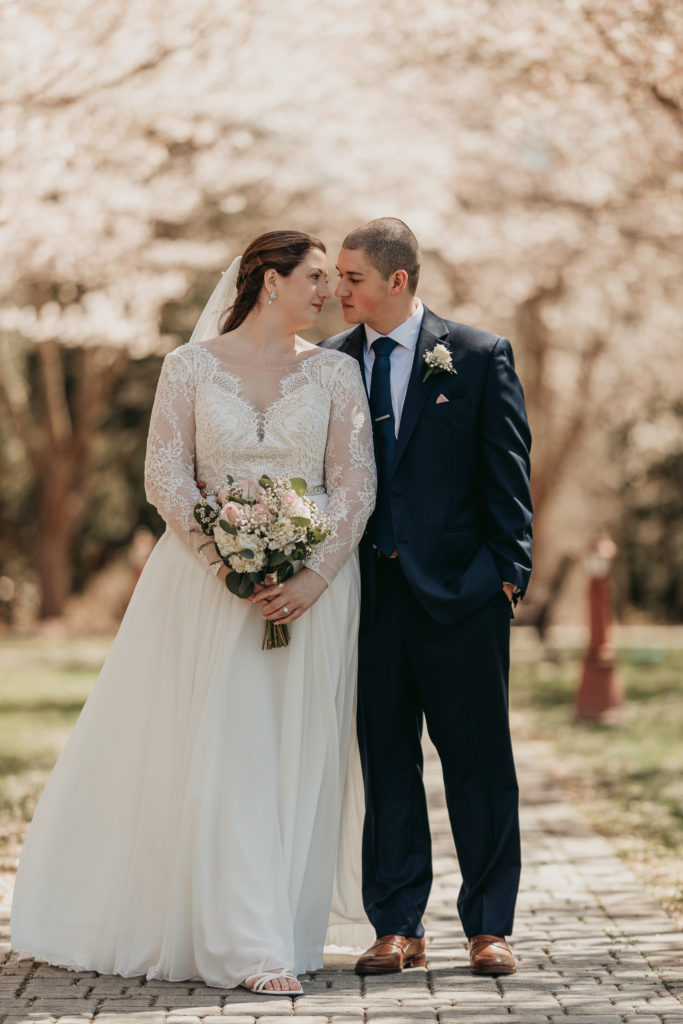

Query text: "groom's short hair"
[342, 218, 420, 294]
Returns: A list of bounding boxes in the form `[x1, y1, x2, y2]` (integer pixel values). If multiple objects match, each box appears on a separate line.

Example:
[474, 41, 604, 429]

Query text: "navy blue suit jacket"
[320, 306, 533, 627]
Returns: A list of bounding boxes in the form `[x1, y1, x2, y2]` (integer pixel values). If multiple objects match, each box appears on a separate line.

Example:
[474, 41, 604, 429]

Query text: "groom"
[321, 219, 532, 976]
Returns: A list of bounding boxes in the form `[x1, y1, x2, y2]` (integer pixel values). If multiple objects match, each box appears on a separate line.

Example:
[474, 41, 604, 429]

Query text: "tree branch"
[0, 339, 42, 468]
[72, 345, 129, 464]
[533, 333, 608, 516]
[0, 7, 125, 108]
[31, 46, 179, 110]
[17, 11, 238, 112]
[38, 340, 73, 448]
[583, 4, 683, 133]
[652, 83, 683, 122]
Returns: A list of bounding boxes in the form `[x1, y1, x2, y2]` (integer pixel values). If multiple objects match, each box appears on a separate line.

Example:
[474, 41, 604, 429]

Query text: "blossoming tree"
[1, 0, 681, 617]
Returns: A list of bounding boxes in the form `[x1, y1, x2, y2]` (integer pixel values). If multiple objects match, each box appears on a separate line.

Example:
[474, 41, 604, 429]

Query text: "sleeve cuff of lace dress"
[305, 560, 333, 587]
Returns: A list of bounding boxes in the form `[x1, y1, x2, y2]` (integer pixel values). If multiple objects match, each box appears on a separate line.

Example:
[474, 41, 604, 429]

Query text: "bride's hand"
[250, 568, 328, 624]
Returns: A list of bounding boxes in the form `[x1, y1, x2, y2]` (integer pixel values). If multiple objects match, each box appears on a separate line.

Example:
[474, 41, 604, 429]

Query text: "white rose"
[229, 550, 266, 574]
[213, 525, 241, 556]
[235, 529, 265, 551]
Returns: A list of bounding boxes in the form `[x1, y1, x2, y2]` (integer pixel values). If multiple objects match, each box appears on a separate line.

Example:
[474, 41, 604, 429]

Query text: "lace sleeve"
[144, 348, 220, 574]
[307, 356, 376, 585]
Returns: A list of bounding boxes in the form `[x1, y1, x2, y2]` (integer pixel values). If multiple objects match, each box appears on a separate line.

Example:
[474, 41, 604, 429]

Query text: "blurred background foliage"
[614, 405, 683, 622]
[1, 0, 682, 627]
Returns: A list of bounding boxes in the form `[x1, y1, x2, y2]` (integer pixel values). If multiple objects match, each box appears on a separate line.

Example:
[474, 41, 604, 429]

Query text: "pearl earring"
[268, 289, 277, 304]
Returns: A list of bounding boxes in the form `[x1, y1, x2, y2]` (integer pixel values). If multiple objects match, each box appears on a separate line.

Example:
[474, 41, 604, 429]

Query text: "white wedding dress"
[11, 342, 376, 988]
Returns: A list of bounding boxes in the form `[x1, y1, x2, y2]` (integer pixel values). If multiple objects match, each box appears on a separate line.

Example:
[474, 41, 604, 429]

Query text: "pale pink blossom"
[280, 491, 304, 518]
[220, 501, 245, 525]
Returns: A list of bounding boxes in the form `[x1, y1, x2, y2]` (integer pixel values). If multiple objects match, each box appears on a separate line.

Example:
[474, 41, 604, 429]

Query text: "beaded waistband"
[307, 485, 326, 495]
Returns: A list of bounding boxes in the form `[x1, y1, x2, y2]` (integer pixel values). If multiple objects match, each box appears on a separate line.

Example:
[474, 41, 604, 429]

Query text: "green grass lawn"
[511, 646, 683, 918]
[1, 634, 682, 917]
[0, 636, 109, 831]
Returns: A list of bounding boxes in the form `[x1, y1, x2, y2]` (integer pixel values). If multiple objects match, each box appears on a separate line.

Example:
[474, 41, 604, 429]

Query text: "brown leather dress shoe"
[355, 934, 426, 974]
[469, 934, 515, 975]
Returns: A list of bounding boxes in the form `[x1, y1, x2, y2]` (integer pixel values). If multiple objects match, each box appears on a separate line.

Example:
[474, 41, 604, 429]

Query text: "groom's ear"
[389, 269, 410, 296]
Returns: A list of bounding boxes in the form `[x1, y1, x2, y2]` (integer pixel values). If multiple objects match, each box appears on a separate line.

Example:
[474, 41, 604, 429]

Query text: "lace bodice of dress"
[144, 343, 376, 584]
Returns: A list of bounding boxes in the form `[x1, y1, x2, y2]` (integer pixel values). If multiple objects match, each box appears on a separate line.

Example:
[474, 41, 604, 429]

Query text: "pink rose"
[217, 488, 231, 505]
[280, 491, 304, 518]
[239, 478, 261, 501]
[220, 501, 244, 525]
[252, 502, 269, 518]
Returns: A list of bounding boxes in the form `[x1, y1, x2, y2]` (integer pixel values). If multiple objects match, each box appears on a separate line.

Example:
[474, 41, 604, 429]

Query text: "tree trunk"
[37, 499, 74, 616]
[0, 338, 129, 619]
[35, 439, 87, 618]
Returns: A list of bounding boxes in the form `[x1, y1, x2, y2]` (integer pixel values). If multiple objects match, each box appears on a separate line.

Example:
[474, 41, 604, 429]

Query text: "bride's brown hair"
[221, 230, 326, 333]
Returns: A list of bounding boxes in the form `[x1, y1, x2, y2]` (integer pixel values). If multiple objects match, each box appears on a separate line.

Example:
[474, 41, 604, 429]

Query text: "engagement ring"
[283, 606, 289, 615]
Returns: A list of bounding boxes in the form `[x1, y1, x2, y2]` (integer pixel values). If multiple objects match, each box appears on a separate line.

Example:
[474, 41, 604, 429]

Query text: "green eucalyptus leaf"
[225, 572, 243, 596]
[238, 549, 255, 559]
[268, 551, 287, 567]
[290, 477, 307, 497]
[238, 575, 255, 597]
[290, 516, 311, 527]
[218, 519, 237, 534]
[259, 475, 274, 489]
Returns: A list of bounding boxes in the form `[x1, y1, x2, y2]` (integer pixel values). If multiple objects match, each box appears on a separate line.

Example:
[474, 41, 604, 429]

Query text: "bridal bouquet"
[194, 475, 331, 649]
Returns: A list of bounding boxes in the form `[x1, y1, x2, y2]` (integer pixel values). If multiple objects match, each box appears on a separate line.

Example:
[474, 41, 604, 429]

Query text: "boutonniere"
[422, 343, 457, 383]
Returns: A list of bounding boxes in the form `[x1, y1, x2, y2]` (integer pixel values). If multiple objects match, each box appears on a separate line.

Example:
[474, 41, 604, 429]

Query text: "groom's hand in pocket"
[251, 568, 328, 625]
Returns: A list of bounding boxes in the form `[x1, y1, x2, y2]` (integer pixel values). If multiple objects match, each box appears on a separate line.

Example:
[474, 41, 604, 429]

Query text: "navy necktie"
[369, 337, 398, 555]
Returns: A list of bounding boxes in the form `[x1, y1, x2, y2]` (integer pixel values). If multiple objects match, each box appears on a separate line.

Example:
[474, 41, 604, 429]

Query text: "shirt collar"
[365, 299, 424, 353]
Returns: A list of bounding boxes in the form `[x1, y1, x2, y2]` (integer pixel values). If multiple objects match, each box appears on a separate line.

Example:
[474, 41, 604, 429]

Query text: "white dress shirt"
[364, 300, 424, 436]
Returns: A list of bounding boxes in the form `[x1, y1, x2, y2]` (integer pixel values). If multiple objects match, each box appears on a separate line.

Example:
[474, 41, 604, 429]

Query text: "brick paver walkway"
[1, 722, 682, 1023]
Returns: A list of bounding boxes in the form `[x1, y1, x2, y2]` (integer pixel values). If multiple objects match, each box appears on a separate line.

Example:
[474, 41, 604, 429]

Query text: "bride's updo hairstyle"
[221, 230, 326, 333]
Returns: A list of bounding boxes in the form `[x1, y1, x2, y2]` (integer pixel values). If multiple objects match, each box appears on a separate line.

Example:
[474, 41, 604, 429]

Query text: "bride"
[11, 230, 376, 996]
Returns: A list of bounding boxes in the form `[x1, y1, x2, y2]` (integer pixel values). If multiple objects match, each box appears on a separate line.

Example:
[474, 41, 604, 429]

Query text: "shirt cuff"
[503, 582, 521, 606]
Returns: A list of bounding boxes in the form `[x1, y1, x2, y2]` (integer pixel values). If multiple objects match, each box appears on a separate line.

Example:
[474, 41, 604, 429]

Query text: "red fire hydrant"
[574, 535, 624, 723]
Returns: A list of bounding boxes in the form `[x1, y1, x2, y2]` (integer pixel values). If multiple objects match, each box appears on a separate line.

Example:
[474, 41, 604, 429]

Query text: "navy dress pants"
[357, 556, 521, 940]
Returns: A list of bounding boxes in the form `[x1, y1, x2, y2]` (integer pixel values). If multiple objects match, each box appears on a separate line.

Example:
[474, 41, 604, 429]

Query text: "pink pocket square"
[436, 393, 449, 404]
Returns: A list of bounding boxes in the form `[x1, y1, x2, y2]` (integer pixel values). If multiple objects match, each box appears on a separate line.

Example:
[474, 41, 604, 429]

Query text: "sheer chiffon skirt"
[11, 525, 371, 988]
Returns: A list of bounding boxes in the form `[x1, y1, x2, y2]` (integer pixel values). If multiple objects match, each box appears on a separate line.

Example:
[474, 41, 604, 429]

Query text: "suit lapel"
[337, 325, 368, 390]
[393, 307, 450, 468]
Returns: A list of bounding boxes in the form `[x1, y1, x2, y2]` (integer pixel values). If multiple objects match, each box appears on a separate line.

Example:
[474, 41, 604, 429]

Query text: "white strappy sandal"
[240, 967, 303, 996]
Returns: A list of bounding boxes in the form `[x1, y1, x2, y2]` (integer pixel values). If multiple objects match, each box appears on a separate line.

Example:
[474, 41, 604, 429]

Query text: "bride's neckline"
[194, 341, 332, 442]
[196, 335, 321, 370]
